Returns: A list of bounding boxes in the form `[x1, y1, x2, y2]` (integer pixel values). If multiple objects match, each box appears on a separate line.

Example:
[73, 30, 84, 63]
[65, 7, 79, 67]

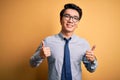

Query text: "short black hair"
[60, 3, 82, 20]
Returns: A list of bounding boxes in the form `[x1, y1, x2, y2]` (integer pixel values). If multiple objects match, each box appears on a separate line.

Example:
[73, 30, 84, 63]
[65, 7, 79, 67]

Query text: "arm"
[30, 44, 44, 67]
[82, 55, 98, 72]
[30, 40, 51, 67]
[82, 45, 98, 72]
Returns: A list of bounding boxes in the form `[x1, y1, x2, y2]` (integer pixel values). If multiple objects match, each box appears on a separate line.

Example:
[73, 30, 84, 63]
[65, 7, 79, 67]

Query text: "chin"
[66, 30, 74, 33]
[66, 28, 74, 32]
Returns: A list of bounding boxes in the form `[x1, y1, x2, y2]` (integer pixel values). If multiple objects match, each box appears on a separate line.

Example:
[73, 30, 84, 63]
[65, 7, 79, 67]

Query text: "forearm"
[83, 56, 98, 72]
[30, 48, 44, 67]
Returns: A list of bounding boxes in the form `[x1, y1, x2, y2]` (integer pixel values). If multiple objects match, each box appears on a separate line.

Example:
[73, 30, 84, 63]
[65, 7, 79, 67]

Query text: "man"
[30, 3, 98, 80]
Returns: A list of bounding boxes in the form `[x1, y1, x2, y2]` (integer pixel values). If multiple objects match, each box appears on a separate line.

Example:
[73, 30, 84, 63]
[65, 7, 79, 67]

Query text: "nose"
[68, 17, 73, 22]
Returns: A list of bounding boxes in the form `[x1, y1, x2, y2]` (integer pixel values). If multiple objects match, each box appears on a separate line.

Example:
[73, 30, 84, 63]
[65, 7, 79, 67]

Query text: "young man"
[30, 3, 97, 80]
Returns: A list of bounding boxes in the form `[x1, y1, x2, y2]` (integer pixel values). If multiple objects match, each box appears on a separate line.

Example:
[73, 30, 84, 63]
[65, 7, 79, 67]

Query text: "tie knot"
[64, 38, 71, 43]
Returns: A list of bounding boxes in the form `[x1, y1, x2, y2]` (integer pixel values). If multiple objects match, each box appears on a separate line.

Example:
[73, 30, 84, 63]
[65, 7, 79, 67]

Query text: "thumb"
[91, 45, 96, 51]
[42, 40, 45, 47]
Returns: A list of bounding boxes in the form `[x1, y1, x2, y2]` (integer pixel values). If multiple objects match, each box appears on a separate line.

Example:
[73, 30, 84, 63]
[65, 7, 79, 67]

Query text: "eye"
[73, 16, 79, 20]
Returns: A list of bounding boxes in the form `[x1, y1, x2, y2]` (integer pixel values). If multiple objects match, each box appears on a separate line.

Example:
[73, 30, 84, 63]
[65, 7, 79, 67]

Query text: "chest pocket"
[47, 43, 64, 64]
[70, 45, 84, 64]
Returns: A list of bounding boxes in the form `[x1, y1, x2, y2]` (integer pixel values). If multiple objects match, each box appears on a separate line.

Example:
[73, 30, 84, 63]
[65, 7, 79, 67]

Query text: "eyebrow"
[64, 14, 79, 17]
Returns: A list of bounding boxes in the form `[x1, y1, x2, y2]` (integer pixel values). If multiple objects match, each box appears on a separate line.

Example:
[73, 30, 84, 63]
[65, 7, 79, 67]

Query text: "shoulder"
[43, 34, 63, 47]
[73, 35, 89, 43]
[44, 34, 59, 41]
[43, 34, 61, 45]
[73, 34, 90, 49]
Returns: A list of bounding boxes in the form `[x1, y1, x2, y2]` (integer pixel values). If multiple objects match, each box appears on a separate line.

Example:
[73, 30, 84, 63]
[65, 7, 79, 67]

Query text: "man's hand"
[85, 45, 96, 62]
[40, 40, 51, 59]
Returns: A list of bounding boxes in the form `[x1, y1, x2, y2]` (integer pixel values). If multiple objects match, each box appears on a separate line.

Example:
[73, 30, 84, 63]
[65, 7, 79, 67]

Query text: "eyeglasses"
[63, 14, 79, 22]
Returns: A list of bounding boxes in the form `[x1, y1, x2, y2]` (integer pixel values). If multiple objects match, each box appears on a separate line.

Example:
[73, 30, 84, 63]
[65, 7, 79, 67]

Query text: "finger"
[42, 40, 45, 47]
[86, 50, 91, 53]
[86, 54, 92, 57]
[46, 47, 50, 50]
[86, 52, 95, 57]
[46, 53, 51, 57]
[44, 47, 50, 51]
[91, 45, 96, 51]
[45, 51, 51, 57]
[86, 50, 93, 55]
[86, 55, 94, 61]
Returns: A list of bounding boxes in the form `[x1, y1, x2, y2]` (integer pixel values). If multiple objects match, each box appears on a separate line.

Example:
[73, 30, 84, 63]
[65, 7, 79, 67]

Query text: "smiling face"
[60, 9, 80, 34]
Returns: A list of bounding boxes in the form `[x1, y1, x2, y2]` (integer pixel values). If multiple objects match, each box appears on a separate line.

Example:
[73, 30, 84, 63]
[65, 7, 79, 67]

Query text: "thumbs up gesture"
[40, 40, 51, 59]
[85, 45, 96, 62]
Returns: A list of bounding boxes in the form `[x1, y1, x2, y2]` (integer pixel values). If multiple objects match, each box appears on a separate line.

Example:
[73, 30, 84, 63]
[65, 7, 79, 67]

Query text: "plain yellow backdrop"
[0, 0, 120, 80]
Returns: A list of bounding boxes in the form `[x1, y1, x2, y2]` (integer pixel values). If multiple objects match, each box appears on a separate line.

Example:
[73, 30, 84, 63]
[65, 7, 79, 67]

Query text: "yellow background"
[0, 0, 120, 80]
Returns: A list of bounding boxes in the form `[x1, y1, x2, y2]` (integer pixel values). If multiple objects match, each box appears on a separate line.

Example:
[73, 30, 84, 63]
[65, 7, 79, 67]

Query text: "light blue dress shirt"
[30, 33, 98, 80]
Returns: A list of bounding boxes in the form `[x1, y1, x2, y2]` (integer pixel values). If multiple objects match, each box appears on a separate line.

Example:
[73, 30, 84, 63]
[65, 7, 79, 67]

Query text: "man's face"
[60, 9, 79, 33]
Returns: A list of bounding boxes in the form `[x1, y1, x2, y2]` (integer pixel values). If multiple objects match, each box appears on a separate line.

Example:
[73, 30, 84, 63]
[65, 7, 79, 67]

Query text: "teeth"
[68, 25, 72, 27]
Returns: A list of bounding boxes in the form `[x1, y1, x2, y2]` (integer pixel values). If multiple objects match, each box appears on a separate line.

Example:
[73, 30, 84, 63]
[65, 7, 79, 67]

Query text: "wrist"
[40, 52, 46, 59]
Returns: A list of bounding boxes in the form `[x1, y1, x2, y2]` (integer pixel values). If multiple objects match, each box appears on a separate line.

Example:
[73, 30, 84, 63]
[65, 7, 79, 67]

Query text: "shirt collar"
[58, 32, 75, 40]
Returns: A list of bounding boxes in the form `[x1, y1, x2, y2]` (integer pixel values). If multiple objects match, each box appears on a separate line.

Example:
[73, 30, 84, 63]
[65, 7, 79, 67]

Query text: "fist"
[85, 45, 96, 62]
[40, 40, 51, 59]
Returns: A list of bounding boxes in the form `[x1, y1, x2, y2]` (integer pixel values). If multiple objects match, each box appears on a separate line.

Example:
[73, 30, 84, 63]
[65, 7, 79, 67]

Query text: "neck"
[61, 31, 73, 39]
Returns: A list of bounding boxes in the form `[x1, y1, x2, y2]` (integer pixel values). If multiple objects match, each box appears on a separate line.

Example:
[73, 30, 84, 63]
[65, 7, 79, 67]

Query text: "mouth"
[66, 24, 73, 28]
